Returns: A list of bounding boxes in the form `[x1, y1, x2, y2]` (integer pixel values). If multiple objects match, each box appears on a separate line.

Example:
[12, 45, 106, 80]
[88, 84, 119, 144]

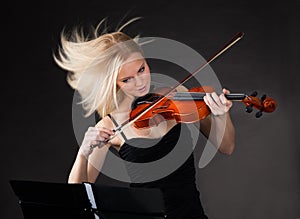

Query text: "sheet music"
[83, 183, 100, 219]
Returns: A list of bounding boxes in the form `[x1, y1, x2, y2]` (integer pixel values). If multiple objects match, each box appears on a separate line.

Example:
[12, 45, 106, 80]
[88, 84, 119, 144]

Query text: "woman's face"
[117, 53, 151, 98]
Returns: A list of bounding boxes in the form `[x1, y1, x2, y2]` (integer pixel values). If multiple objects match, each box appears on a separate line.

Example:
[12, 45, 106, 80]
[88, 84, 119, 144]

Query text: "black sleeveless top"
[110, 115, 208, 219]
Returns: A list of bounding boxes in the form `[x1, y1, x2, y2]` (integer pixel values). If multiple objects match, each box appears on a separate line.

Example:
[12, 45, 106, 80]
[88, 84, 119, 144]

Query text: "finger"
[85, 129, 105, 138]
[219, 93, 228, 105]
[203, 93, 213, 106]
[85, 131, 112, 141]
[87, 132, 110, 141]
[83, 135, 105, 143]
[86, 127, 104, 135]
[210, 92, 223, 107]
[96, 136, 109, 143]
[88, 126, 114, 134]
[205, 93, 218, 108]
[204, 93, 220, 112]
[203, 94, 209, 106]
[220, 94, 233, 109]
[90, 134, 110, 145]
[98, 132, 111, 141]
[204, 93, 219, 115]
[85, 128, 113, 138]
[96, 127, 115, 135]
[222, 88, 230, 94]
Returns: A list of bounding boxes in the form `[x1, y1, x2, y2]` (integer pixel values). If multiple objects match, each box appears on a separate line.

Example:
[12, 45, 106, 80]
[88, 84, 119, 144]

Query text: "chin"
[135, 92, 148, 97]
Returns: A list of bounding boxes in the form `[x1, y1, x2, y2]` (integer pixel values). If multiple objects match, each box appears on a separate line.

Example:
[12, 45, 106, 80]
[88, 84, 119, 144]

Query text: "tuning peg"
[255, 110, 263, 118]
[246, 105, 253, 113]
[250, 91, 258, 97]
[261, 94, 266, 101]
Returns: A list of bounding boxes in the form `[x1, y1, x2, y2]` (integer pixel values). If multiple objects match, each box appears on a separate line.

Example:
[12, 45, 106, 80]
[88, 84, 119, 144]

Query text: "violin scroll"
[243, 91, 277, 118]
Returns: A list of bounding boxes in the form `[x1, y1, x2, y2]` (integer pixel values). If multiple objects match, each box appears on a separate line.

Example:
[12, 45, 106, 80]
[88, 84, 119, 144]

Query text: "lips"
[137, 86, 146, 92]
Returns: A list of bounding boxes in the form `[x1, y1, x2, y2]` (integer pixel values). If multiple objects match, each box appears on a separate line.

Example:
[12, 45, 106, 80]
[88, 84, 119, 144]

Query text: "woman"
[54, 18, 235, 219]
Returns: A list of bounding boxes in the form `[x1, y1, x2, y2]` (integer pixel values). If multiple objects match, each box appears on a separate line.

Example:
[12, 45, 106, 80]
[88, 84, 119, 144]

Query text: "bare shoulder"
[95, 115, 114, 129]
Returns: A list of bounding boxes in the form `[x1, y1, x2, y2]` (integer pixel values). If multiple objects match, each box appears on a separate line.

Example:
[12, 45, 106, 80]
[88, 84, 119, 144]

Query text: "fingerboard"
[173, 92, 246, 101]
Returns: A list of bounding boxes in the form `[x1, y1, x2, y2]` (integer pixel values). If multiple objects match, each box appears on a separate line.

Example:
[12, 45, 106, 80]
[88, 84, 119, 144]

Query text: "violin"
[110, 32, 277, 136]
[130, 86, 277, 129]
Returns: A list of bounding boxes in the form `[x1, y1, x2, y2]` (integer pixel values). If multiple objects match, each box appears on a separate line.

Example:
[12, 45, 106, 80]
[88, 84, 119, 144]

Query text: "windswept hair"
[53, 17, 143, 118]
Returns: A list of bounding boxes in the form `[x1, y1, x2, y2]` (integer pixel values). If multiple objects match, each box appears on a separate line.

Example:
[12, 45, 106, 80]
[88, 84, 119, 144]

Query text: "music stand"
[10, 180, 166, 219]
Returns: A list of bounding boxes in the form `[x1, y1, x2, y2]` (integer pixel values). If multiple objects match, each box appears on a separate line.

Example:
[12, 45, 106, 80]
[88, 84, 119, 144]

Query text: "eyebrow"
[118, 62, 145, 81]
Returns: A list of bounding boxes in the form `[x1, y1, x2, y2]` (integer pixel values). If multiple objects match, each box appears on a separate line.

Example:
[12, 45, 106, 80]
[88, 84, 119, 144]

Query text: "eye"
[122, 78, 132, 83]
[138, 66, 145, 73]
[120, 76, 134, 83]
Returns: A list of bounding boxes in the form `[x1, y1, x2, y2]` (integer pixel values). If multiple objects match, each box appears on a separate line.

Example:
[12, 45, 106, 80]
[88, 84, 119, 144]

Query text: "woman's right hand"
[79, 126, 115, 157]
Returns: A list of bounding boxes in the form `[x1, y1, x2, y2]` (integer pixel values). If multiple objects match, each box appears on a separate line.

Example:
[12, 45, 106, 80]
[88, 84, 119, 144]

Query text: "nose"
[135, 75, 144, 87]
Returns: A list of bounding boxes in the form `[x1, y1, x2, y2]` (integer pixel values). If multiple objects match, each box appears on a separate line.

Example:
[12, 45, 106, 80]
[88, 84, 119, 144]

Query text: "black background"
[3, 0, 300, 218]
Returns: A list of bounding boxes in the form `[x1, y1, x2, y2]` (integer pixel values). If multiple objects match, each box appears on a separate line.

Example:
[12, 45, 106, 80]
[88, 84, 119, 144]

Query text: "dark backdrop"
[3, 0, 300, 218]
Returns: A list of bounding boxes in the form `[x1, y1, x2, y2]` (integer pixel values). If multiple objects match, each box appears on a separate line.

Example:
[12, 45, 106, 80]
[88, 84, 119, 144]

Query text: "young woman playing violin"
[54, 18, 235, 219]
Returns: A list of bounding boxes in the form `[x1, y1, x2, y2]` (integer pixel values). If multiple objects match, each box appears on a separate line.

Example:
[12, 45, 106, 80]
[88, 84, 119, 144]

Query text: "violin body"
[130, 86, 277, 129]
[130, 87, 211, 128]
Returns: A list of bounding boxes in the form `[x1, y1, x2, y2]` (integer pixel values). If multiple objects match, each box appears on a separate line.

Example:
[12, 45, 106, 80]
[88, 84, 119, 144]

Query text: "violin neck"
[174, 92, 246, 101]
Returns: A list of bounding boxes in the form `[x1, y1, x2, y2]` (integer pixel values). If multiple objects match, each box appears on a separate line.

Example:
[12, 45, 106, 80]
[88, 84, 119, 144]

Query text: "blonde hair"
[53, 18, 143, 118]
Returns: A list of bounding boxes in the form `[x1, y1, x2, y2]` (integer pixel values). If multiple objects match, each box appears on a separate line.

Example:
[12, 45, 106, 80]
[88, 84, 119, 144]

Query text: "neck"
[173, 92, 246, 101]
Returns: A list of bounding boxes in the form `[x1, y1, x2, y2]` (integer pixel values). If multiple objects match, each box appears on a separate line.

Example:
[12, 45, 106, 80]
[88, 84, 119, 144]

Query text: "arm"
[171, 85, 235, 154]
[68, 144, 111, 183]
[68, 119, 115, 183]
[68, 152, 89, 183]
[200, 88, 235, 155]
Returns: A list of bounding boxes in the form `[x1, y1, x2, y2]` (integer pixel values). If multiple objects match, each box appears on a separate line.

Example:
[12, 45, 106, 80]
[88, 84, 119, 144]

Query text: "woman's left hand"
[203, 88, 233, 116]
